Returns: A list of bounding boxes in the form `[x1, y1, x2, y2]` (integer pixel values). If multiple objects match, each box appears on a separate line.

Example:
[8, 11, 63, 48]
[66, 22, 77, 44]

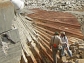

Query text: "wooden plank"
[22, 50, 28, 63]
[35, 21, 83, 39]
[34, 18, 80, 29]
[38, 37, 53, 62]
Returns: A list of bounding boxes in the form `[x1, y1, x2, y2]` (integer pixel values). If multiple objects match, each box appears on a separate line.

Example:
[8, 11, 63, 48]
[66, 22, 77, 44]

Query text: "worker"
[60, 32, 72, 57]
[50, 32, 62, 63]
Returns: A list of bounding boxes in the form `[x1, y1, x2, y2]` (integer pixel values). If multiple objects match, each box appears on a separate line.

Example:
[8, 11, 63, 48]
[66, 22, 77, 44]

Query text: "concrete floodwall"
[0, 1, 14, 33]
[6, 29, 20, 43]
[0, 1, 22, 63]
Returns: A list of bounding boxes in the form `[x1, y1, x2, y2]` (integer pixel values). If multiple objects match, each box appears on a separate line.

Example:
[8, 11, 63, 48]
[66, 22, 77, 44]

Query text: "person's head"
[54, 31, 59, 35]
[60, 31, 65, 37]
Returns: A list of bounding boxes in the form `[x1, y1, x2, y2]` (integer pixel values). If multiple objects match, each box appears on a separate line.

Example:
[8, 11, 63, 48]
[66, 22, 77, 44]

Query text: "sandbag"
[11, 0, 24, 12]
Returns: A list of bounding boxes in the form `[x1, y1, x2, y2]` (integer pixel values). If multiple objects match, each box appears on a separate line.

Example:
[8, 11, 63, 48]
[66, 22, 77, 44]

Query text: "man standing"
[60, 32, 72, 57]
[50, 32, 62, 63]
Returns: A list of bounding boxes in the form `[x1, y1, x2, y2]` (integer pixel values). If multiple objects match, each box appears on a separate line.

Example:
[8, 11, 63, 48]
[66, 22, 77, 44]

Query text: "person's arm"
[64, 36, 69, 47]
[59, 37, 62, 45]
[65, 36, 68, 44]
[50, 36, 54, 49]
